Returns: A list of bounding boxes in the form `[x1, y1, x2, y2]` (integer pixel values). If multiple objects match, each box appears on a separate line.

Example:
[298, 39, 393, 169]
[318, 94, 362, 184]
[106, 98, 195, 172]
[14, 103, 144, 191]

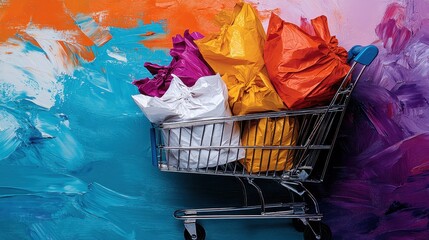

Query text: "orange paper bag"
[264, 14, 350, 110]
[196, 3, 285, 115]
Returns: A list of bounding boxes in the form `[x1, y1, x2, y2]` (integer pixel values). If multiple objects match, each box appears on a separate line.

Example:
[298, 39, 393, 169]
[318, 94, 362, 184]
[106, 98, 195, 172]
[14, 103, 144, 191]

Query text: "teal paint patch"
[0, 20, 301, 240]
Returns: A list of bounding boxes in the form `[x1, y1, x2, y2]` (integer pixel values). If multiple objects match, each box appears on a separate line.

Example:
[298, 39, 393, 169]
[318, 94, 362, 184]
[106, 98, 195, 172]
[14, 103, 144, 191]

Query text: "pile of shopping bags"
[132, 2, 350, 172]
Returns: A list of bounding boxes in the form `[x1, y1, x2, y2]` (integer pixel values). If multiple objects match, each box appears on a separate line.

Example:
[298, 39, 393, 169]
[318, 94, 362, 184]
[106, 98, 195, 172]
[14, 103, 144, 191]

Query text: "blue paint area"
[0, 21, 301, 239]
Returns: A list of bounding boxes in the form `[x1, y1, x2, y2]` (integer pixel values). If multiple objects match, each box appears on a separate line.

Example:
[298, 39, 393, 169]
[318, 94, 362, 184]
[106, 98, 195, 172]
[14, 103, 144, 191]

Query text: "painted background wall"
[1, 0, 428, 239]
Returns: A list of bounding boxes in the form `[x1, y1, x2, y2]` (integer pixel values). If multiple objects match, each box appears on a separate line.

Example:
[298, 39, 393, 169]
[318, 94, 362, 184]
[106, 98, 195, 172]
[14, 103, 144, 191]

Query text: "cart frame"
[150, 45, 378, 240]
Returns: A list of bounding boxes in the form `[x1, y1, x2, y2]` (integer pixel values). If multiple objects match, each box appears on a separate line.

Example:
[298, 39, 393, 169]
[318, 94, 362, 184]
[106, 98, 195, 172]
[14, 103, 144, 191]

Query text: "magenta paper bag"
[133, 30, 214, 97]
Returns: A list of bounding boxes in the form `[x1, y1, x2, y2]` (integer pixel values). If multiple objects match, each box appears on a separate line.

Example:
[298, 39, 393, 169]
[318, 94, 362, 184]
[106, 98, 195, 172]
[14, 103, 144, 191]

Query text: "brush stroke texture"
[1, 0, 427, 239]
[323, 1, 429, 239]
[0, 5, 170, 238]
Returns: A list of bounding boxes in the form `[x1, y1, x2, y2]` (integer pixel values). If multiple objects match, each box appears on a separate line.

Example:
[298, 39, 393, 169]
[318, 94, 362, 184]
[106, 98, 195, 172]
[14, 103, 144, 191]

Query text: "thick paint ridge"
[324, 2, 429, 238]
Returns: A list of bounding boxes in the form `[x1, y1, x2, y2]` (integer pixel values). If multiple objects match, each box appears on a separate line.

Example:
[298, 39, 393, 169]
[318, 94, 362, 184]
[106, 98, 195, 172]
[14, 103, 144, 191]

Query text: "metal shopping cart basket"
[149, 45, 378, 240]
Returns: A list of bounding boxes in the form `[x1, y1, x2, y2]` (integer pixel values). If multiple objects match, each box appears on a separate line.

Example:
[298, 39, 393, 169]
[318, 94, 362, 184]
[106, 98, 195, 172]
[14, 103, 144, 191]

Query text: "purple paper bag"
[133, 30, 214, 97]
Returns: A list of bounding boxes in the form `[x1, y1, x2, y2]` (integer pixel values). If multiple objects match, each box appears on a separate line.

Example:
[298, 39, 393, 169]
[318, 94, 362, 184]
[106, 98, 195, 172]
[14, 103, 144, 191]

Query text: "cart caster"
[184, 223, 206, 240]
[292, 218, 306, 232]
[303, 222, 332, 240]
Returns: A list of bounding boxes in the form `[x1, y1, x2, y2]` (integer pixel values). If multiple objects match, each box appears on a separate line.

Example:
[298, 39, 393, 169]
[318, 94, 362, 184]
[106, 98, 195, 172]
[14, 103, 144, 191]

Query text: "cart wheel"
[292, 218, 306, 232]
[303, 222, 332, 240]
[184, 223, 206, 240]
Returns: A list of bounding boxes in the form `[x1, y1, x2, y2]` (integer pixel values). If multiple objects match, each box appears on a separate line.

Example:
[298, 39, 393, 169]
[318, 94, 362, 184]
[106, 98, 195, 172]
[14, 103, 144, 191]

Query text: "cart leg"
[184, 220, 206, 240]
[235, 177, 248, 207]
[247, 178, 266, 213]
[297, 182, 320, 215]
[303, 221, 332, 240]
[280, 181, 320, 215]
[184, 220, 198, 240]
[305, 222, 321, 240]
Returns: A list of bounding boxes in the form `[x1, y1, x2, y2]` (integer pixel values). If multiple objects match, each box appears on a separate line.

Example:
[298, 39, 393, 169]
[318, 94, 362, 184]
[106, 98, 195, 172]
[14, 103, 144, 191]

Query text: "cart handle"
[150, 127, 158, 167]
[347, 45, 378, 66]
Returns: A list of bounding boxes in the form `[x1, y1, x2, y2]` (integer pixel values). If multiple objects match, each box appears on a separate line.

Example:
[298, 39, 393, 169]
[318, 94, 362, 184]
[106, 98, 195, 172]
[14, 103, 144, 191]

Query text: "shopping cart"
[150, 45, 378, 240]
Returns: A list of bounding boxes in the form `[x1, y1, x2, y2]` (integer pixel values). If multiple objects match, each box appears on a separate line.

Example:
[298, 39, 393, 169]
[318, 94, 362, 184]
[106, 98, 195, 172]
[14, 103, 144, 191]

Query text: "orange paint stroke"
[0, 0, 277, 49]
[62, 41, 96, 62]
[0, 0, 93, 45]
[141, 31, 156, 36]
[64, 0, 241, 48]
[74, 13, 112, 47]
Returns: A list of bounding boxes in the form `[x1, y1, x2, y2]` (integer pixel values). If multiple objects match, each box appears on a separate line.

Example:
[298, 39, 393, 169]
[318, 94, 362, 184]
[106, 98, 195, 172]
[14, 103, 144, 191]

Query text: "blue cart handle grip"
[347, 45, 379, 66]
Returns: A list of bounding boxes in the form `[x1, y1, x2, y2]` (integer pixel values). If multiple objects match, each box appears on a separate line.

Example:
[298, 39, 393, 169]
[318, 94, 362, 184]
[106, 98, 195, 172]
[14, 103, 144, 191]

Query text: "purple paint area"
[324, 1, 429, 239]
[133, 30, 214, 97]
[326, 134, 429, 239]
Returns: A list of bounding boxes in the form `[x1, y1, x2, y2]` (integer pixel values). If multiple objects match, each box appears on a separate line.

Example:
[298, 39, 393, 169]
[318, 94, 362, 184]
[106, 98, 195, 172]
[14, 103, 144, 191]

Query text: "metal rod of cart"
[150, 45, 378, 240]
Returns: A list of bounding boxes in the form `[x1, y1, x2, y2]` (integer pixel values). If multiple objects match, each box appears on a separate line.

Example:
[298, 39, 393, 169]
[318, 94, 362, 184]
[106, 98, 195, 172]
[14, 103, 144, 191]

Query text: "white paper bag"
[132, 74, 244, 168]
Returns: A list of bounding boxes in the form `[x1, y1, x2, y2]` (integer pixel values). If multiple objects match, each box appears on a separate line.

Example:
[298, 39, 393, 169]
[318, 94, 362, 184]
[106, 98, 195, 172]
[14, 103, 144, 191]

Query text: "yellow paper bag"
[241, 117, 298, 172]
[195, 2, 285, 115]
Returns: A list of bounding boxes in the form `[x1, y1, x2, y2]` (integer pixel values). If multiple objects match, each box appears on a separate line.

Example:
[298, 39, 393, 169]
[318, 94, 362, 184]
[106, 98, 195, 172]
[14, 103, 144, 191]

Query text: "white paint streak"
[0, 110, 20, 160]
[107, 48, 128, 63]
[76, 67, 113, 92]
[25, 26, 78, 74]
[0, 39, 64, 109]
[74, 13, 112, 46]
[93, 10, 109, 24]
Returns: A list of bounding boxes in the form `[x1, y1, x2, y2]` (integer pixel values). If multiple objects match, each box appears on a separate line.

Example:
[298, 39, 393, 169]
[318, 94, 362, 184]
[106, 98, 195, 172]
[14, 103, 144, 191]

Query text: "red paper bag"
[264, 14, 350, 109]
